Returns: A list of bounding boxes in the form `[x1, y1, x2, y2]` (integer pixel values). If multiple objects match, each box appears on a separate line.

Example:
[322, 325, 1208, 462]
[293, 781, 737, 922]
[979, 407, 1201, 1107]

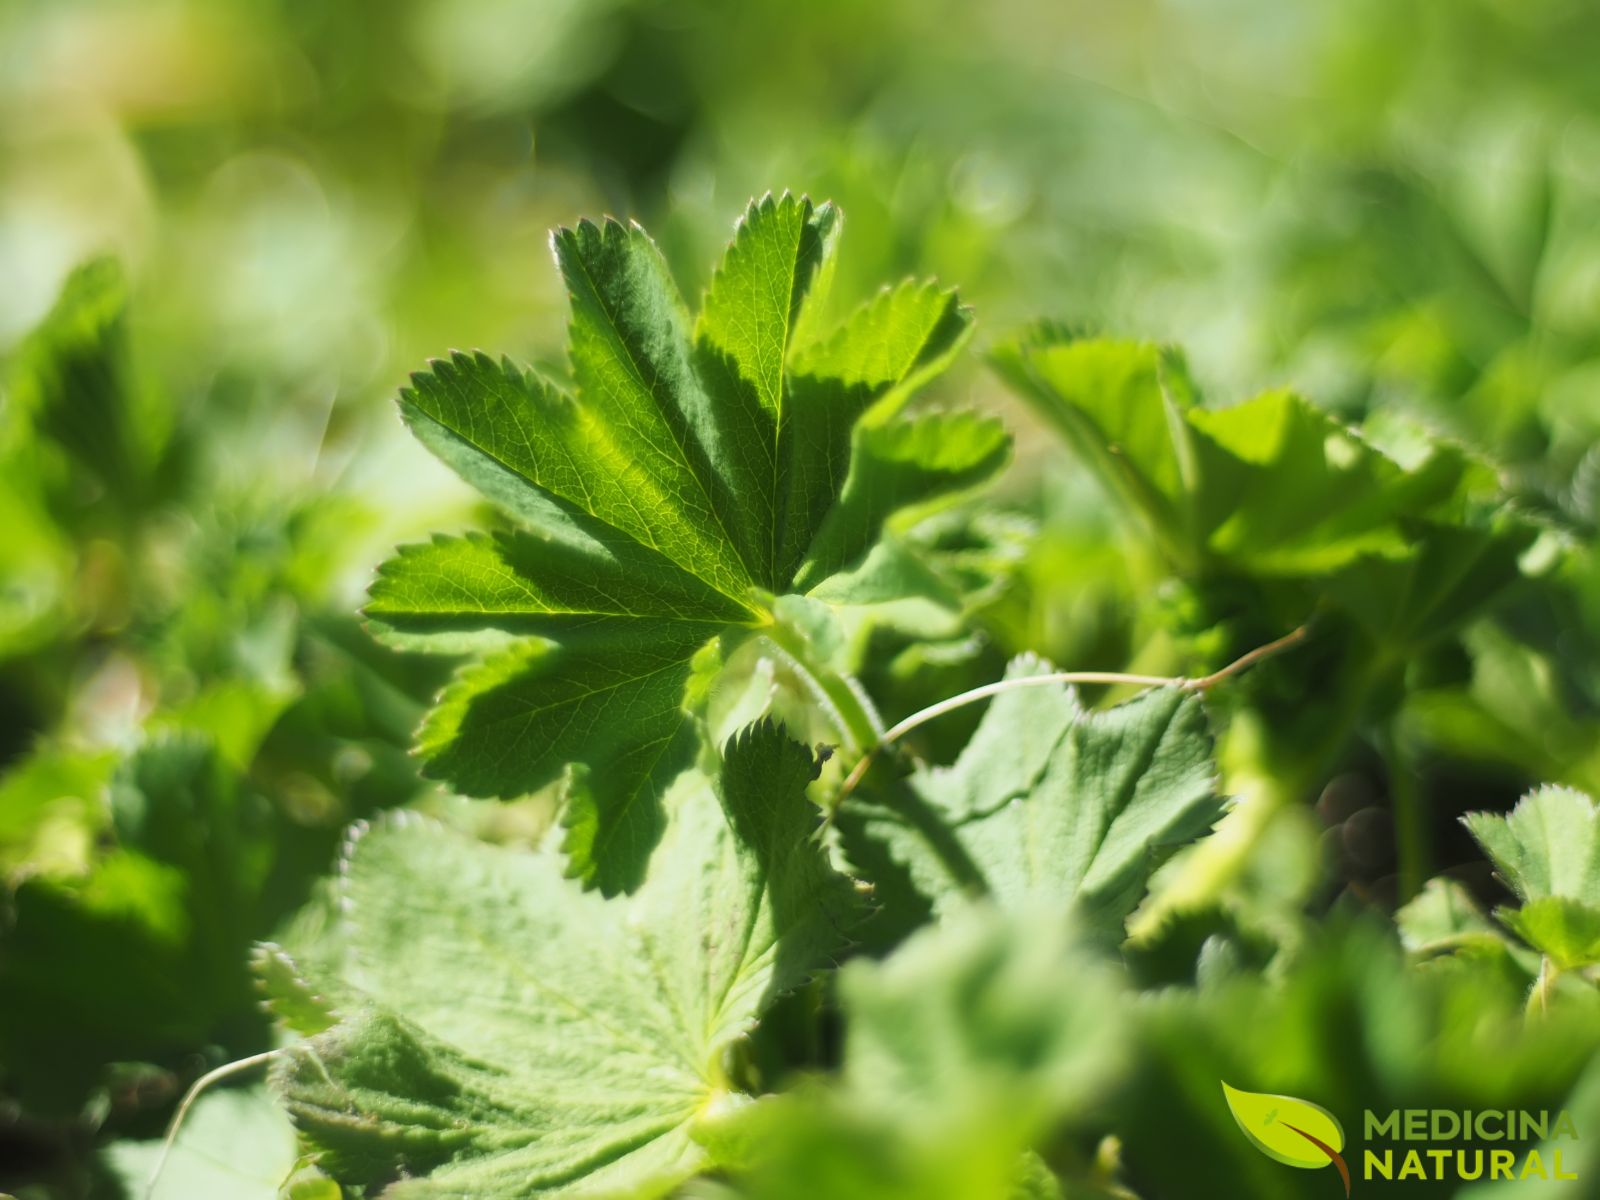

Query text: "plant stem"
[1528, 956, 1558, 1019]
[1385, 722, 1429, 906]
[147, 1049, 283, 1199]
[1130, 653, 1379, 935]
[835, 623, 1309, 802]
[760, 621, 883, 756]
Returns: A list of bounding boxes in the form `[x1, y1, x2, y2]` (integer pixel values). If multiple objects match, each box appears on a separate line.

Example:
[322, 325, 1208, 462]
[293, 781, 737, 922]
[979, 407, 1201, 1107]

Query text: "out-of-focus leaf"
[0, 744, 115, 876]
[721, 905, 1124, 1200]
[0, 736, 276, 1113]
[100, 1085, 297, 1200]
[993, 331, 1532, 649]
[268, 722, 858, 1198]
[1116, 922, 1600, 1200]
[3, 258, 169, 504]
[1317, 518, 1537, 648]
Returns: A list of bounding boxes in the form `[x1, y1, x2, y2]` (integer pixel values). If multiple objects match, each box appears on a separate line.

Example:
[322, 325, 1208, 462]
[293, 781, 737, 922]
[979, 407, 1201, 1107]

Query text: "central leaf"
[368, 194, 988, 891]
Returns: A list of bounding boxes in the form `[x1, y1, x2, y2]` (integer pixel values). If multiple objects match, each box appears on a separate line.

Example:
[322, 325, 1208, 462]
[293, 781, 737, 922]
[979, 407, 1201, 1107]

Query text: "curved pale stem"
[835, 623, 1309, 803]
[145, 1049, 283, 1200]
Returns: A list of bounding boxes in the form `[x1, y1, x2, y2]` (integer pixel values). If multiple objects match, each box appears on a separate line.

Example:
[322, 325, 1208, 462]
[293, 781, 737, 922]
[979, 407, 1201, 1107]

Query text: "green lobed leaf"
[414, 624, 712, 893]
[374, 194, 988, 890]
[270, 721, 859, 1198]
[1464, 786, 1600, 908]
[794, 410, 1011, 592]
[839, 665, 1221, 937]
[1503, 897, 1600, 972]
[694, 193, 841, 585]
[992, 330, 1532, 646]
[1464, 786, 1600, 968]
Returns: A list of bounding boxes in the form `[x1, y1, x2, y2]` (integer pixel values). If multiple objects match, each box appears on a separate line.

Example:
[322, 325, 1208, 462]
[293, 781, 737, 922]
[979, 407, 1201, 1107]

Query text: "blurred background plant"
[3, 0, 1600, 1197]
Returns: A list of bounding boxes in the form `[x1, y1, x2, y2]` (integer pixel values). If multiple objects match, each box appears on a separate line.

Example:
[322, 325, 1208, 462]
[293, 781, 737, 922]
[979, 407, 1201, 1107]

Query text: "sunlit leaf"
[1465, 786, 1600, 969]
[373, 195, 991, 889]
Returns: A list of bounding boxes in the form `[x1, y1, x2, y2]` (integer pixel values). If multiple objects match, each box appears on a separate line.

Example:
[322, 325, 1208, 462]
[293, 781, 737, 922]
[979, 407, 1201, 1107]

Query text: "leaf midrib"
[372, 552, 743, 627]
[406, 403, 762, 621]
[567, 235, 758, 593]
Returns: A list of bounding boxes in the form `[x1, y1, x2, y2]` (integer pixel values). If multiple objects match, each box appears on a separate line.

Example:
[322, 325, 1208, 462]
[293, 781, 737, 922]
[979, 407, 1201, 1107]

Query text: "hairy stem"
[836, 623, 1309, 802]
[146, 1049, 283, 1199]
[760, 620, 884, 756]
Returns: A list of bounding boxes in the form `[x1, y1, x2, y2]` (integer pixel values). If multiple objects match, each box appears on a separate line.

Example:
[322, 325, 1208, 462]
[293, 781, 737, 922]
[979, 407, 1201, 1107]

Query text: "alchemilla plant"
[124, 194, 1600, 1198]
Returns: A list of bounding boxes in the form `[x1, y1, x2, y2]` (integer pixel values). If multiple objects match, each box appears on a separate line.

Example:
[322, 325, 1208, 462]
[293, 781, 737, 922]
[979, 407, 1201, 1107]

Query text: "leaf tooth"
[336, 817, 373, 924]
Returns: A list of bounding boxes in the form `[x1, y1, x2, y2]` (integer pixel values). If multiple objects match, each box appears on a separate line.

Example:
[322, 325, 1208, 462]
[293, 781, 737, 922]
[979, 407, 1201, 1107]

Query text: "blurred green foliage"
[3, 0, 1600, 1197]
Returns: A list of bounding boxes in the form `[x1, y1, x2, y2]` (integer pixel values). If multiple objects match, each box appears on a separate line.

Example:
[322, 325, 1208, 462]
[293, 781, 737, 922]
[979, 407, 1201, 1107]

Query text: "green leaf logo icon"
[1222, 1082, 1350, 1196]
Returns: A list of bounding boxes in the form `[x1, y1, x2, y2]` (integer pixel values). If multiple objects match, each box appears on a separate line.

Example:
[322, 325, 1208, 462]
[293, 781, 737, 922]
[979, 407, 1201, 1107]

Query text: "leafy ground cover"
[4, 189, 1596, 1199]
[4, 5, 1600, 1197]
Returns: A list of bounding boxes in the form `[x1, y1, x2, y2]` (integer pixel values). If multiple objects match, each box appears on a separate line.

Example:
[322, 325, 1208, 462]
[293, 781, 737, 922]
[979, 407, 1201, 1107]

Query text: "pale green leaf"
[272, 722, 857, 1198]
[1396, 878, 1507, 956]
[1464, 786, 1600, 908]
[988, 335, 1199, 559]
[838, 906, 1123, 1120]
[1502, 897, 1600, 972]
[102, 1085, 297, 1200]
[1464, 786, 1600, 968]
[840, 674, 1220, 935]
